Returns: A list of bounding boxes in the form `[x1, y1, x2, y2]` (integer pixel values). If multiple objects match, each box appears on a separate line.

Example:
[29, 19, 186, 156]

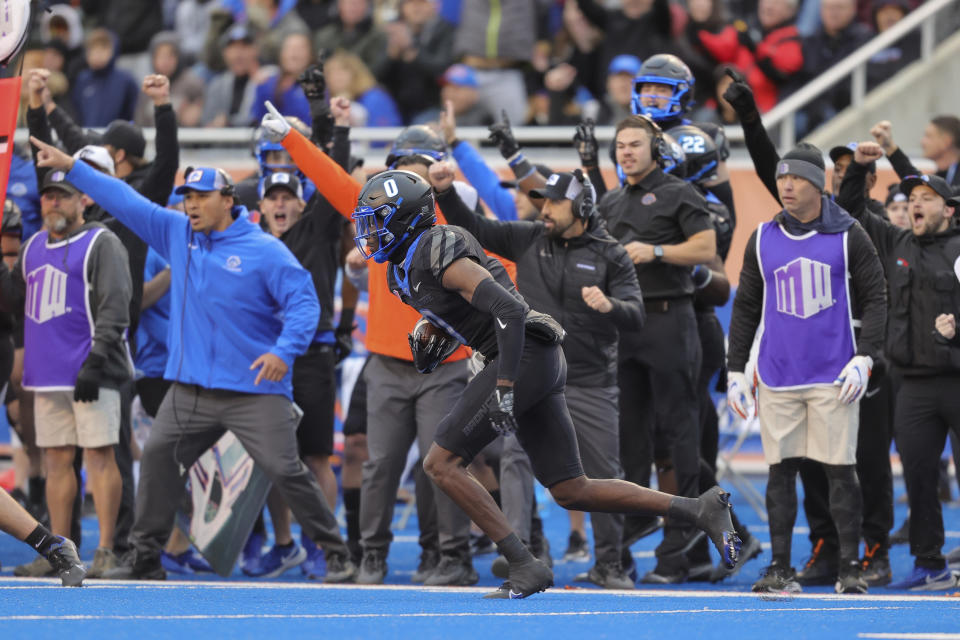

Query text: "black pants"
[799, 373, 895, 555]
[696, 310, 725, 471]
[894, 375, 960, 569]
[618, 298, 702, 569]
[136, 377, 172, 419]
[113, 379, 136, 553]
[434, 338, 584, 488]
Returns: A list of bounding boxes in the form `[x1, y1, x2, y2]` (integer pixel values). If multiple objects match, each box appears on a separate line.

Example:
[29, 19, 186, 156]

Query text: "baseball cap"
[608, 54, 642, 77]
[175, 167, 232, 195]
[441, 64, 478, 88]
[529, 172, 593, 202]
[73, 145, 116, 176]
[829, 142, 876, 173]
[101, 120, 146, 159]
[258, 171, 303, 200]
[900, 174, 954, 201]
[219, 24, 255, 48]
[885, 184, 907, 206]
[40, 170, 80, 196]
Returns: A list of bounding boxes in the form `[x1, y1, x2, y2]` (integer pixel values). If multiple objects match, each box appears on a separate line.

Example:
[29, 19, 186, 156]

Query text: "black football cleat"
[483, 558, 553, 599]
[697, 487, 741, 569]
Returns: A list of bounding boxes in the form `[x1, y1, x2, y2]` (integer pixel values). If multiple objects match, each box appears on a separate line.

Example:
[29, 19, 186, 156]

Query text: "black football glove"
[573, 118, 599, 168]
[488, 110, 521, 159]
[74, 352, 105, 403]
[297, 64, 327, 100]
[334, 324, 355, 364]
[722, 67, 760, 124]
[488, 384, 518, 435]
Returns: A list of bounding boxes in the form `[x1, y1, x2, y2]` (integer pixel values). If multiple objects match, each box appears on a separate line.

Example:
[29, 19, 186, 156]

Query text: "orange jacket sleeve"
[281, 128, 360, 220]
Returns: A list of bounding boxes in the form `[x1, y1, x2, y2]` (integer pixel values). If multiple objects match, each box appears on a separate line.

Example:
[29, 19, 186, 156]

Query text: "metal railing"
[10, 0, 955, 155]
[760, 0, 957, 148]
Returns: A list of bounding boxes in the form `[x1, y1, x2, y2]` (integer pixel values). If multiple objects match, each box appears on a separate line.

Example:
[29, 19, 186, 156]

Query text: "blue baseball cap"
[442, 64, 478, 88]
[608, 54, 642, 77]
[175, 167, 232, 195]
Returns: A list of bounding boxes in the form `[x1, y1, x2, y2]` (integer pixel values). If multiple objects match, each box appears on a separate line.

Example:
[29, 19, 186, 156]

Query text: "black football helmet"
[631, 54, 695, 123]
[353, 170, 436, 263]
[667, 124, 720, 185]
[658, 132, 686, 176]
[385, 125, 448, 168]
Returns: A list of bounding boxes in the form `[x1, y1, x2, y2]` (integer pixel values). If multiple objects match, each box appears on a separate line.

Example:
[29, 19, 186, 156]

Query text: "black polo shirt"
[598, 168, 713, 299]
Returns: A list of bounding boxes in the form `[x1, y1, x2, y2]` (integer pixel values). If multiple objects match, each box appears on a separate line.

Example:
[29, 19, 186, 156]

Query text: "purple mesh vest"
[21, 228, 104, 390]
[756, 222, 855, 389]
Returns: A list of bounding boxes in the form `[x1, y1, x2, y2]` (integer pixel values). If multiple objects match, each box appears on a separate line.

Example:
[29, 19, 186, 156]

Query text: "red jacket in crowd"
[697, 20, 803, 112]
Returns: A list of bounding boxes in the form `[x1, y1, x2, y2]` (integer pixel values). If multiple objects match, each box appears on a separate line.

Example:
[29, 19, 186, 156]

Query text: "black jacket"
[437, 188, 645, 388]
[839, 160, 960, 375]
[727, 197, 888, 374]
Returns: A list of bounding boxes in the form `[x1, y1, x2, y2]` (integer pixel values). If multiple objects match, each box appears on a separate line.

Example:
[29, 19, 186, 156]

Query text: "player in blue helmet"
[633, 54, 736, 222]
[236, 116, 318, 211]
[385, 125, 449, 169]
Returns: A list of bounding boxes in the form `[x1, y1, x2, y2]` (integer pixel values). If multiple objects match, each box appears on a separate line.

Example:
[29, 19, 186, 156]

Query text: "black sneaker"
[835, 560, 868, 594]
[752, 561, 802, 593]
[45, 537, 86, 587]
[411, 547, 440, 583]
[101, 550, 166, 581]
[695, 486, 741, 569]
[710, 534, 762, 583]
[356, 550, 387, 584]
[575, 561, 635, 589]
[796, 538, 838, 586]
[324, 552, 357, 583]
[482, 557, 553, 599]
[890, 517, 910, 545]
[861, 543, 892, 587]
[563, 531, 590, 563]
[423, 554, 479, 586]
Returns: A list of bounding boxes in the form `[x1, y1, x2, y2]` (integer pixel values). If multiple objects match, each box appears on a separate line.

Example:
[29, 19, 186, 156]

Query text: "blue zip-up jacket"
[67, 161, 319, 399]
[451, 140, 517, 220]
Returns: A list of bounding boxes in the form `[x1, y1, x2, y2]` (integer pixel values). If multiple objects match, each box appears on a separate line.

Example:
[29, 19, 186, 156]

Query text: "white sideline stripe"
[858, 634, 960, 639]
[0, 606, 909, 621]
[1, 580, 959, 603]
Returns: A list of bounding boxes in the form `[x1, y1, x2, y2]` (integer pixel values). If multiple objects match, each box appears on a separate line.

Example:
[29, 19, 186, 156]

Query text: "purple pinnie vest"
[21, 228, 104, 390]
[756, 222, 855, 389]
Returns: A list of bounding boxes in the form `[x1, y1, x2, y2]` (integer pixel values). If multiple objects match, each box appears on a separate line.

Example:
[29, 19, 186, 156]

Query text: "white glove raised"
[834, 355, 873, 404]
[726, 371, 754, 419]
[260, 100, 291, 143]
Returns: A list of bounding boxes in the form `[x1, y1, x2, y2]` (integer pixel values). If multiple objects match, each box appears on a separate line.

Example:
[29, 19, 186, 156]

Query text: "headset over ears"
[182, 166, 237, 201]
[609, 114, 669, 173]
[571, 168, 596, 221]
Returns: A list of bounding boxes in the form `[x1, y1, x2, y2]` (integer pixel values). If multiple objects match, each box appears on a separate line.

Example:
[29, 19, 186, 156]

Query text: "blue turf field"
[2, 475, 959, 639]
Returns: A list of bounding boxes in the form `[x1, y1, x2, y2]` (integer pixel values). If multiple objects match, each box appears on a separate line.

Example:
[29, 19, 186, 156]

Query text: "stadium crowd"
[1, 0, 960, 599]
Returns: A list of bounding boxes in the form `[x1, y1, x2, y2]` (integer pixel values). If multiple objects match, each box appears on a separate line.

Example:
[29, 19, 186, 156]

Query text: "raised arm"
[263, 102, 362, 219]
[839, 143, 904, 265]
[870, 120, 921, 179]
[137, 75, 180, 206]
[430, 162, 537, 260]
[722, 69, 781, 204]
[32, 137, 180, 257]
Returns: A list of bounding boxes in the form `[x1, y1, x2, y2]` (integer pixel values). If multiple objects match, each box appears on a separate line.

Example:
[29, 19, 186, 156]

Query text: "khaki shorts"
[757, 384, 859, 465]
[34, 388, 122, 449]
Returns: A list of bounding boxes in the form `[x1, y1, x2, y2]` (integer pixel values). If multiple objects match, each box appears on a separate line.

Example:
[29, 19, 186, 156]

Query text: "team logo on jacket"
[774, 257, 834, 319]
[641, 193, 656, 205]
[25, 265, 68, 323]
[225, 255, 242, 272]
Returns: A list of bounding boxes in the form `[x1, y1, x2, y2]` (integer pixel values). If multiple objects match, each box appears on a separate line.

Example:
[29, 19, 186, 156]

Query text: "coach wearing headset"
[28, 136, 357, 583]
[598, 114, 717, 584]
[431, 162, 645, 589]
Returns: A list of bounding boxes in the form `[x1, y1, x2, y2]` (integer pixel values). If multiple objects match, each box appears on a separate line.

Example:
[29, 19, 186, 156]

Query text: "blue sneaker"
[246, 543, 307, 578]
[241, 532, 266, 576]
[162, 549, 214, 575]
[300, 535, 326, 580]
[887, 566, 958, 591]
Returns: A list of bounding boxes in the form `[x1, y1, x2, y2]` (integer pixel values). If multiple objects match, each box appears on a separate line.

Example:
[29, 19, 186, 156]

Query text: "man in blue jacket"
[30, 135, 356, 583]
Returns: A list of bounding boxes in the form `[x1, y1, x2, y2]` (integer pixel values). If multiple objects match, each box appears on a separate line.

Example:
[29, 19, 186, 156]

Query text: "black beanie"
[777, 142, 826, 191]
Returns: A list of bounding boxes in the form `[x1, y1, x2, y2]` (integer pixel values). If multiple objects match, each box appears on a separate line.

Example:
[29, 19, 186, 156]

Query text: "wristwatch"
[653, 245, 664, 262]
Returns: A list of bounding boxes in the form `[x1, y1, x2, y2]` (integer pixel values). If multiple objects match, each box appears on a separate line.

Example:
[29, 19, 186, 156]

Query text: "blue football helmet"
[631, 54, 695, 123]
